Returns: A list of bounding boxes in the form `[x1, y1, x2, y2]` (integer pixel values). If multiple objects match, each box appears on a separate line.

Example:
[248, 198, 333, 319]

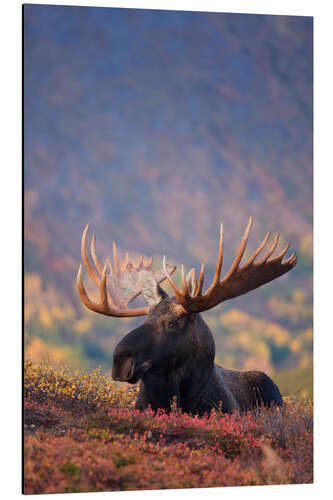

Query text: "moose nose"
[112, 356, 135, 381]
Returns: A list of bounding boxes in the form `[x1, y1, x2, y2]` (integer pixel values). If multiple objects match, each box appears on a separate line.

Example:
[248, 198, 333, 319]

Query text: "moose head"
[77, 217, 297, 414]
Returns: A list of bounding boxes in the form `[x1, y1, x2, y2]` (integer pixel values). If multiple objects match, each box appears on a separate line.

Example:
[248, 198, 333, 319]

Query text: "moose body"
[112, 297, 282, 415]
[77, 217, 295, 415]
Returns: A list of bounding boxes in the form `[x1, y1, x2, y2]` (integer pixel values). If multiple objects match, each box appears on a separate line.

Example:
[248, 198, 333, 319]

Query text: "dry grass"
[24, 360, 313, 493]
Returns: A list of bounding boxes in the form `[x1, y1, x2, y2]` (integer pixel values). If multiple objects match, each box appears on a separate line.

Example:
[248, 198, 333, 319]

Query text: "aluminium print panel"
[24, 4, 313, 494]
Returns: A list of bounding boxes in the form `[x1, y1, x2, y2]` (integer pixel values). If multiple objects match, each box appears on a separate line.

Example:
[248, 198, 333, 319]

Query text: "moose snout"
[112, 355, 135, 381]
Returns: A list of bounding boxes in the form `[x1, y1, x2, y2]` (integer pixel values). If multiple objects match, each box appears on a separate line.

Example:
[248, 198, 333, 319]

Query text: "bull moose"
[77, 217, 297, 415]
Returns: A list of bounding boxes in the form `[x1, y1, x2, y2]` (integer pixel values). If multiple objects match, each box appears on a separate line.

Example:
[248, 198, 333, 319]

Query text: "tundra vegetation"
[24, 360, 313, 494]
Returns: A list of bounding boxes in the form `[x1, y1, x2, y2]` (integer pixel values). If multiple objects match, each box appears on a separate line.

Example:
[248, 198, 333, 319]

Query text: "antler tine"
[244, 231, 271, 267]
[189, 268, 198, 294]
[77, 263, 113, 313]
[90, 232, 103, 275]
[271, 241, 291, 262]
[122, 251, 129, 271]
[285, 251, 296, 264]
[106, 258, 113, 276]
[289, 254, 298, 266]
[181, 264, 188, 296]
[112, 240, 119, 273]
[100, 263, 109, 306]
[137, 255, 144, 268]
[256, 233, 279, 265]
[163, 256, 183, 299]
[194, 263, 205, 297]
[223, 216, 253, 281]
[206, 222, 224, 295]
[81, 224, 100, 285]
[145, 256, 153, 269]
[77, 264, 94, 310]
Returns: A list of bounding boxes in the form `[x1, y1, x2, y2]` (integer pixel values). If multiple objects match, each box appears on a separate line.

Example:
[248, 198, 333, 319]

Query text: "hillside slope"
[24, 6, 313, 372]
[24, 361, 313, 493]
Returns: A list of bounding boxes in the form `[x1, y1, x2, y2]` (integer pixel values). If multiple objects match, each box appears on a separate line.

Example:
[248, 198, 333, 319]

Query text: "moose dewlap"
[76, 217, 297, 415]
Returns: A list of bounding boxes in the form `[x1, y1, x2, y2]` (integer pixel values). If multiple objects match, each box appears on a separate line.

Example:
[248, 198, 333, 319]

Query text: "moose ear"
[140, 275, 168, 306]
[186, 268, 197, 297]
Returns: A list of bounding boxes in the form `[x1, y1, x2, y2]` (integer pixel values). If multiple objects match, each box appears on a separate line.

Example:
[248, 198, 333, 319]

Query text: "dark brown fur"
[112, 297, 282, 415]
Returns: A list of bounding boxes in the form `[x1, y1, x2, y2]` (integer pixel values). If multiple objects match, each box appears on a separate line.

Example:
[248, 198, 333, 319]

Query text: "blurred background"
[24, 5, 313, 397]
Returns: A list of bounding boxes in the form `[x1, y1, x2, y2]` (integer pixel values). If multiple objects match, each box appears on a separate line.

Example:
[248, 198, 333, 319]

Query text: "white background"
[1, 0, 332, 499]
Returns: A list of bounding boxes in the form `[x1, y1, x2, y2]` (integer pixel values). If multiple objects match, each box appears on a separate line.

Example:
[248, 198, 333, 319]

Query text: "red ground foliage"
[24, 361, 313, 494]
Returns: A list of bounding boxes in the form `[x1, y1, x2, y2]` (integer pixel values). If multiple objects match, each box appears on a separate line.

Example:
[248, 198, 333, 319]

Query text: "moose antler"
[163, 216, 298, 313]
[77, 224, 176, 317]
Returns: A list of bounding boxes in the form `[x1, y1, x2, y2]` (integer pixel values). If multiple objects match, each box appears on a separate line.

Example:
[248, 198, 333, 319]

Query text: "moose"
[77, 217, 297, 415]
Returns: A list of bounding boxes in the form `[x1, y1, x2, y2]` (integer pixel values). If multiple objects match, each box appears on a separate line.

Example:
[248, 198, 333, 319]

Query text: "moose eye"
[168, 322, 176, 329]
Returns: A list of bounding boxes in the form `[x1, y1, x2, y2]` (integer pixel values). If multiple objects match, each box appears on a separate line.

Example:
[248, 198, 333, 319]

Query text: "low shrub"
[24, 360, 313, 493]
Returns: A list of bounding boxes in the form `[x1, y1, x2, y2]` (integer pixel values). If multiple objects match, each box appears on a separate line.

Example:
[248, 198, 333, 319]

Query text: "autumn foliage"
[24, 360, 313, 494]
